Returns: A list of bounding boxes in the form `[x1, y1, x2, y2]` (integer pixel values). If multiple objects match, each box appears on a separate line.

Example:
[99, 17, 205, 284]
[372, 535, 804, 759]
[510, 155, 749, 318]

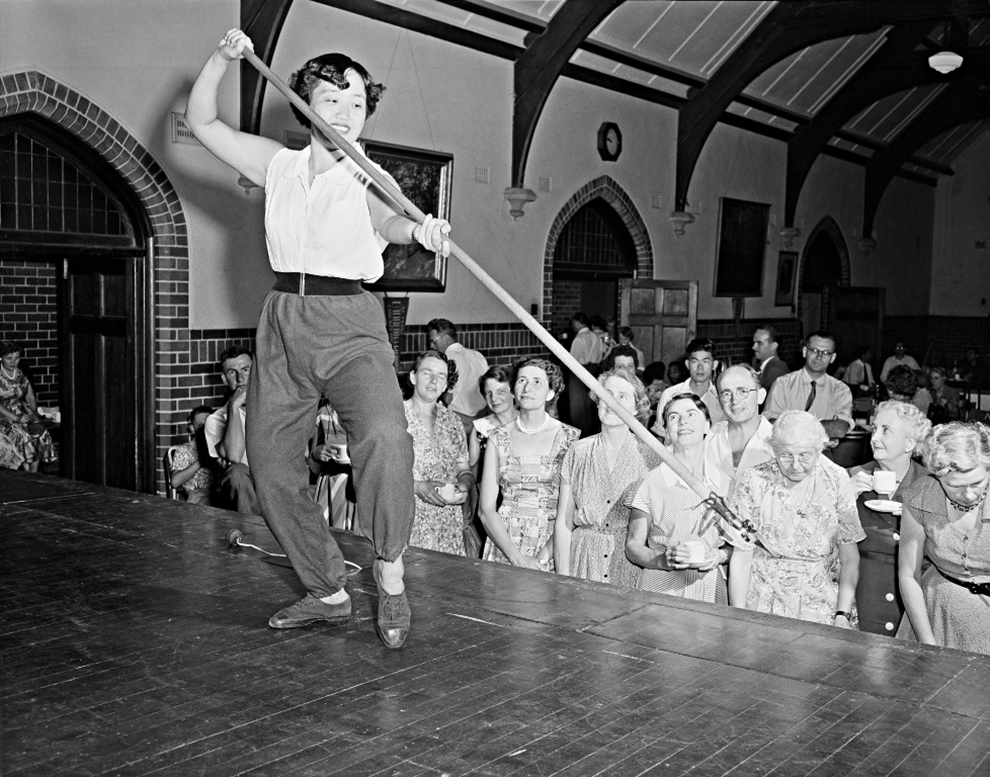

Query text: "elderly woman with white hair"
[728, 410, 865, 627]
[898, 422, 990, 654]
[847, 401, 932, 635]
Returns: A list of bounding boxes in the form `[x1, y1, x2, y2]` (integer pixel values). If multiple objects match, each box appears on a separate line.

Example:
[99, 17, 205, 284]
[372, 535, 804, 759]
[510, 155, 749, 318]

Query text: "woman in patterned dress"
[480, 357, 579, 570]
[625, 393, 731, 602]
[404, 350, 474, 556]
[899, 422, 990, 654]
[555, 368, 660, 587]
[728, 410, 865, 627]
[0, 341, 56, 472]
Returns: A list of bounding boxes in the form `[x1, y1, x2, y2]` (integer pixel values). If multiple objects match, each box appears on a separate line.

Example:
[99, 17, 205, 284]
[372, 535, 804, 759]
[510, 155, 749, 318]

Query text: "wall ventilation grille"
[474, 166, 490, 184]
[171, 113, 200, 145]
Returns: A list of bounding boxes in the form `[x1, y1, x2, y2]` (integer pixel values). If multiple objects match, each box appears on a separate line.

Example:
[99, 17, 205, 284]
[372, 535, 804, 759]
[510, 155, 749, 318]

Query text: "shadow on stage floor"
[2, 470, 989, 776]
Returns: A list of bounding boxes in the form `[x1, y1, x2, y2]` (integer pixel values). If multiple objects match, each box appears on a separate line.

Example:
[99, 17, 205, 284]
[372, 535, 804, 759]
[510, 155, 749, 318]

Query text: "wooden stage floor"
[2, 470, 989, 777]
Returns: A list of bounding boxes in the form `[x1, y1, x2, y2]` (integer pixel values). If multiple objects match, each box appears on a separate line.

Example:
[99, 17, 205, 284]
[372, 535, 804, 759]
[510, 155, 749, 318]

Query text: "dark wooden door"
[619, 279, 698, 365]
[59, 256, 138, 489]
[825, 286, 885, 375]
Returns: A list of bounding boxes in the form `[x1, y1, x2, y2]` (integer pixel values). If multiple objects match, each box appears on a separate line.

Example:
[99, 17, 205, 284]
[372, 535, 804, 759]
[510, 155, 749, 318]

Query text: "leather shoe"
[376, 590, 411, 649]
[268, 593, 351, 629]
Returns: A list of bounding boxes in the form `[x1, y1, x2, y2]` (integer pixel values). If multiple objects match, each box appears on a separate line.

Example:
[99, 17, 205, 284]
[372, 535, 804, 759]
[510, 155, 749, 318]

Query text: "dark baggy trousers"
[246, 287, 415, 598]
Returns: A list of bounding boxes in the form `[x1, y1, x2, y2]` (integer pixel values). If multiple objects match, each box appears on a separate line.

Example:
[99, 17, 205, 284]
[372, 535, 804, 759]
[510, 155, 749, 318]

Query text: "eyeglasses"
[806, 347, 834, 358]
[718, 387, 759, 403]
[777, 452, 816, 466]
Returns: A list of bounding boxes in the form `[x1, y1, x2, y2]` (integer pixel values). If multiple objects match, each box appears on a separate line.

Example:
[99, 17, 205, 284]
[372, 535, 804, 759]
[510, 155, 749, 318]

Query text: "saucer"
[865, 499, 902, 514]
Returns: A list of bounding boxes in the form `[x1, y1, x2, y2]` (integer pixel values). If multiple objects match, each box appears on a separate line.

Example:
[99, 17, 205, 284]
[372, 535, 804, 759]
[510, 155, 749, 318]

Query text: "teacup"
[683, 540, 707, 564]
[437, 483, 458, 502]
[872, 470, 897, 497]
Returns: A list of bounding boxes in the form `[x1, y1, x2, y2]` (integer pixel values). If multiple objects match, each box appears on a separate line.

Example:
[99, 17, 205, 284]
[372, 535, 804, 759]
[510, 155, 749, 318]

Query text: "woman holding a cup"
[625, 393, 731, 602]
[404, 350, 474, 555]
[847, 401, 931, 634]
[728, 410, 865, 626]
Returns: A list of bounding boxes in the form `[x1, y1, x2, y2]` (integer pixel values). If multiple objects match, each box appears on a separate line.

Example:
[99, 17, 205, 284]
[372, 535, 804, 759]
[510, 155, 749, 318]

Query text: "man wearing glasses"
[764, 331, 853, 440]
[705, 364, 774, 483]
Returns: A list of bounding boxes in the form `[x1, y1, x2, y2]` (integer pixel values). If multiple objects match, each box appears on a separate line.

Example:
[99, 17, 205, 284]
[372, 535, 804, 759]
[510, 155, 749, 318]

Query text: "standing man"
[764, 330, 853, 440]
[752, 325, 788, 394]
[704, 364, 774, 484]
[879, 342, 920, 382]
[427, 318, 488, 436]
[187, 29, 451, 648]
[652, 337, 724, 439]
[568, 312, 605, 436]
[204, 345, 258, 514]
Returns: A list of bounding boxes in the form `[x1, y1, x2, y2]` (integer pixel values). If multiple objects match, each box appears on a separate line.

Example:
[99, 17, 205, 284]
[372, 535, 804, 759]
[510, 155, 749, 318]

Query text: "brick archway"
[0, 70, 189, 491]
[796, 214, 851, 330]
[542, 176, 653, 328]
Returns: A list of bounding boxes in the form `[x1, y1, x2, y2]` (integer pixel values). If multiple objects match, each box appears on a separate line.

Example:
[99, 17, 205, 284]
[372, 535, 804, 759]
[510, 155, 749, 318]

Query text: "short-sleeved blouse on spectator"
[0, 368, 56, 466]
[405, 402, 469, 556]
[483, 423, 580, 568]
[560, 434, 661, 587]
[730, 456, 865, 625]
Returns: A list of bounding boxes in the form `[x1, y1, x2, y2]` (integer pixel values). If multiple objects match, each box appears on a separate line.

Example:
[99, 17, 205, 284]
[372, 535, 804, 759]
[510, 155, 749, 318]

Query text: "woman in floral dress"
[555, 367, 660, 587]
[728, 410, 865, 628]
[480, 357, 579, 571]
[404, 350, 473, 556]
[0, 342, 56, 472]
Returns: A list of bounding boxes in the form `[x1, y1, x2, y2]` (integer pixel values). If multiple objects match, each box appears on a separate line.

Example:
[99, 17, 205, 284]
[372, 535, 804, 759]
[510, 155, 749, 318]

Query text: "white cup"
[437, 483, 457, 502]
[683, 540, 707, 564]
[873, 470, 897, 497]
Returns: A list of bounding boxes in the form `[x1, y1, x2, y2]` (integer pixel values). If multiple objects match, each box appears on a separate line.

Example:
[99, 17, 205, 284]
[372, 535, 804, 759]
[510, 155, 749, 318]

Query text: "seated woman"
[480, 357, 579, 570]
[625, 393, 730, 602]
[0, 341, 57, 472]
[404, 350, 474, 556]
[885, 364, 930, 418]
[554, 368, 661, 587]
[729, 410, 865, 627]
[847, 401, 931, 635]
[309, 398, 357, 532]
[898, 422, 990, 654]
[927, 366, 960, 422]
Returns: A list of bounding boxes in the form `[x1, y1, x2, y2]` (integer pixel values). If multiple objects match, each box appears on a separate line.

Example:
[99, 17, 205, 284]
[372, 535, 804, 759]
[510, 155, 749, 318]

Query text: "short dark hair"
[601, 344, 639, 371]
[805, 330, 836, 349]
[188, 405, 215, 424]
[477, 364, 512, 398]
[0, 340, 23, 358]
[643, 361, 666, 384]
[426, 318, 457, 338]
[571, 312, 589, 327]
[855, 344, 872, 359]
[288, 53, 385, 127]
[755, 324, 778, 344]
[512, 356, 564, 400]
[885, 364, 918, 398]
[618, 326, 635, 341]
[661, 392, 711, 429]
[589, 315, 608, 332]
[219, 344, 252, 368]
[412, 349, 459, 394]
[685, 337, 715, 358]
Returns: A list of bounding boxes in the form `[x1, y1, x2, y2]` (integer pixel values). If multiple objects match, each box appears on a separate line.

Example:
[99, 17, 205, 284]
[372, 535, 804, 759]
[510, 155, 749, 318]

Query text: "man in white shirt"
[843, 346, 875, 397]
[704, 364, 774, 485]
[204, 345, 258, 514]
[651, 337, 725, 439]
[427, 318, 489, 436]
[567, 312, 605, 436]
[880, 342, 920, 382]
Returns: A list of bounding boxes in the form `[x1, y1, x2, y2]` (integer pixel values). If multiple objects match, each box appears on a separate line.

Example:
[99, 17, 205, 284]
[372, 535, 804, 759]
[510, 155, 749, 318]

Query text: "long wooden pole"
[241, 49, 758, 544]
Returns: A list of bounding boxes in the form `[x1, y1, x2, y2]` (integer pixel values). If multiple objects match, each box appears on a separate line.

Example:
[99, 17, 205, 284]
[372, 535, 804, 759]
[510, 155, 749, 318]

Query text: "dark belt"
[937, 566, 990, 596]
[273, 272, 363, 296]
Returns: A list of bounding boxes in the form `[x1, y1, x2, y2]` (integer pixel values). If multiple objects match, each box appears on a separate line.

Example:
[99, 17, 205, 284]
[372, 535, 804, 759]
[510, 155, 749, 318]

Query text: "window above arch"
[553, 198, 635, 276]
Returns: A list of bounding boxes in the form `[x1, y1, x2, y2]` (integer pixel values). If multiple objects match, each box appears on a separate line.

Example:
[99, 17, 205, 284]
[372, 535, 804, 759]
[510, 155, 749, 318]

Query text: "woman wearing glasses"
[728, 410, 865, 627]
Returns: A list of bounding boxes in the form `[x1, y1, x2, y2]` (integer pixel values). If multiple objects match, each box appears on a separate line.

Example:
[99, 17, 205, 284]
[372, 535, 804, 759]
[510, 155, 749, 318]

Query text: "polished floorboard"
[2, 470, 989, 777]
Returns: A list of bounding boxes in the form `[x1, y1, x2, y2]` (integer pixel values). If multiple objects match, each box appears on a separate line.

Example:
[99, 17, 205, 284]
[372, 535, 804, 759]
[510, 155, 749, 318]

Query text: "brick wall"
[883, 315, 990, 368]
[0, 259, 59, 404]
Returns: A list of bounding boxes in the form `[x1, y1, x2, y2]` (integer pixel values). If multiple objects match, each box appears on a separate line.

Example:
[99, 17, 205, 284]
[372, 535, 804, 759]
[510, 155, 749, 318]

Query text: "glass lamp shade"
[928, 51, 963, 74]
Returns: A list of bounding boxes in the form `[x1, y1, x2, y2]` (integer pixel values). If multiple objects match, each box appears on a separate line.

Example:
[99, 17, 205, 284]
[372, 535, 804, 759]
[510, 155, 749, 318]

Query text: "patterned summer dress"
[0, 368, 56, 466]
[483, 422, 580, 569]
[898, 475, 990, 655]
[560, 433, 661, 587]
[730, 456, 866, 626]
[628, 459, 730, 602]
[405, 402, 469, 556]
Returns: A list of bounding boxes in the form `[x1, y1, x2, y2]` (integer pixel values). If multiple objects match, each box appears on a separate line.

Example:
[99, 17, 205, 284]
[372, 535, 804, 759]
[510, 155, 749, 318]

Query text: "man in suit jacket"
[752, 325, 788, 393]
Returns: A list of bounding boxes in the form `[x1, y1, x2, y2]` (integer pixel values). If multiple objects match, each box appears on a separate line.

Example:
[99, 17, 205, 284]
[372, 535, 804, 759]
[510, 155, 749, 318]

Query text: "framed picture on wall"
[713, 197, 770, 297]
[362, 141, 453, 292]
[775, 250, 798, 307]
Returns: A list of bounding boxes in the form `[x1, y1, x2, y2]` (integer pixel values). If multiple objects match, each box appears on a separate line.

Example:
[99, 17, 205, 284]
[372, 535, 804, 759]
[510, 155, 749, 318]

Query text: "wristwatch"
[833, 610, 850, 621]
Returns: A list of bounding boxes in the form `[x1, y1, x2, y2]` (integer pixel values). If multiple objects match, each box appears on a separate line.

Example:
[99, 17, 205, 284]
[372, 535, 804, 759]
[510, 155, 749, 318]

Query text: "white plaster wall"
[931, 132, 990, 317]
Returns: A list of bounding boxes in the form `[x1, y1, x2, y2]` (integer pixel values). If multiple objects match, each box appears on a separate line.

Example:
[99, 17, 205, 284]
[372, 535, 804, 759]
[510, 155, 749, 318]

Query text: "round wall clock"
[597, 121, 622, 162]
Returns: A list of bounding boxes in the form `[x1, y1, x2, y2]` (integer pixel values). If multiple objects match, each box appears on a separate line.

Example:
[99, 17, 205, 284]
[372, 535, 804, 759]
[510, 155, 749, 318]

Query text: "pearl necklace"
[0, 365, 16, 380]
[516, 416, 550, 435]
[948, 485, 988, 514]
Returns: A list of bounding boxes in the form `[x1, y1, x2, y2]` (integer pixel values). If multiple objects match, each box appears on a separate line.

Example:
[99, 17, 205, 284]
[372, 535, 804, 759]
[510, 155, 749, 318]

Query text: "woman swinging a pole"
[186, 29, 450, 649]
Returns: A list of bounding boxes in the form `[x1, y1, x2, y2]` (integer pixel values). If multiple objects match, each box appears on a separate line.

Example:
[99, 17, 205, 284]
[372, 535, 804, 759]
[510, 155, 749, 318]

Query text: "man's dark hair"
[685, 337, 715, 358]
[219, 344, 252, 367]
[288, 53, 385, 127]
[188, 405, 215, 424]
[571, 312, 589, 327]
[756, 324, 778, 344]
[805, 330, 836, 350]
[643, 361, 666, 384]
[427, 318, 457, 339]
[885, 364, 918, 398]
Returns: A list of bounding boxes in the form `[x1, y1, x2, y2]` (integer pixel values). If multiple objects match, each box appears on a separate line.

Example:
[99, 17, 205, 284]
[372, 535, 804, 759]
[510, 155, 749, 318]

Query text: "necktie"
[804, 380, 817, 412]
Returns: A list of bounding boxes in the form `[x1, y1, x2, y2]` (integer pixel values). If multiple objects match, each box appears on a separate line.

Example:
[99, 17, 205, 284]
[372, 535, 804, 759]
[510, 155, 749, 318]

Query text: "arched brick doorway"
[797, 215, 850, 337]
